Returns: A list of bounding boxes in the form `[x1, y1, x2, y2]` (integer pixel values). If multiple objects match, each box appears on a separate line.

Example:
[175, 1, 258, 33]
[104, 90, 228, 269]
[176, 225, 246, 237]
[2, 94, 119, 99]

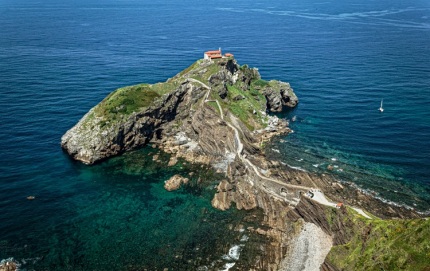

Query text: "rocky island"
[62, 55, 429, 271]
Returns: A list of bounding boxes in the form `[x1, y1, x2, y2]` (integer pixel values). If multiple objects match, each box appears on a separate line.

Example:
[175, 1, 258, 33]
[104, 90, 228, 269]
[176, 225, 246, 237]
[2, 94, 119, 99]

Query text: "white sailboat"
[379, 99, 384, 112]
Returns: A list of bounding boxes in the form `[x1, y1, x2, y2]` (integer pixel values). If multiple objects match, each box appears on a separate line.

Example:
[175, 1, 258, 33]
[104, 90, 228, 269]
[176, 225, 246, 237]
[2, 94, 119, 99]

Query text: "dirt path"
[198, 79, 371, 219]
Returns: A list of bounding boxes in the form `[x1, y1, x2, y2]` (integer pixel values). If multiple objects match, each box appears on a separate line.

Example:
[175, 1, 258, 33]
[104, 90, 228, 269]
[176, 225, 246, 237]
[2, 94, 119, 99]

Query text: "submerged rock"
[167, 156, 178, 166]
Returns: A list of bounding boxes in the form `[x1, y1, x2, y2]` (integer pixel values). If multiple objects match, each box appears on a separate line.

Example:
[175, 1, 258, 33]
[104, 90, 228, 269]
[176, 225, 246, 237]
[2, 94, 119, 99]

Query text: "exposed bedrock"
[263, 81, 298, 112]
[61, 82, 196, 164]
[61, 58, 291, 165]
[287, 197, 355, 246]
[61, 57, 428, 271]
[164, 174, 189, 191]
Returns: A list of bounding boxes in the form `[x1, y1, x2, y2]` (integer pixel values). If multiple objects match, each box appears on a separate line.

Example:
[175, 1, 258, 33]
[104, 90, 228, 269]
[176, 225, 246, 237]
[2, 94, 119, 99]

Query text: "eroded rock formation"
[164, 174, 189, 191]
[61, 57, 425, 271]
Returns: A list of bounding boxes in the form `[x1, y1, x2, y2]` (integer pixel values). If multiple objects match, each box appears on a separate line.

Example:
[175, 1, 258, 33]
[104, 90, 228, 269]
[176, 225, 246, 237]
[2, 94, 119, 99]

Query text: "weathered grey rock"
[236, 65, 261, 91]
[209, 71, 229, 99]
[280, 82, 298, 107]
[61, 58, 298, 165]
[264, 87, 283, 112]
[214, 83, 228, 99]
[287, 197, 355, 246]
[61, 83, 192, 164]
[264, 81, 298, 112]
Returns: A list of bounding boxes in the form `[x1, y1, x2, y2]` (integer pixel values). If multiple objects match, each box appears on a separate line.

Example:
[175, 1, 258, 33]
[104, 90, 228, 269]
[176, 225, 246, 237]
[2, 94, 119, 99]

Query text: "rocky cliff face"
[263, 81, 298, 112]
[287, 197, 355, 247]
[61, 57, 304, 269]
[61, 83, 193, 164]
[61, 58, 297, 165]
[61, 57, 426, 271]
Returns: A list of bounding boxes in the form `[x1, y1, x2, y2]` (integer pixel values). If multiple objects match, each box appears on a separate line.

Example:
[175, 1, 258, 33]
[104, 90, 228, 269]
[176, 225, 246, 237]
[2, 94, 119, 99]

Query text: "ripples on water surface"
[0, 0, 429, 268]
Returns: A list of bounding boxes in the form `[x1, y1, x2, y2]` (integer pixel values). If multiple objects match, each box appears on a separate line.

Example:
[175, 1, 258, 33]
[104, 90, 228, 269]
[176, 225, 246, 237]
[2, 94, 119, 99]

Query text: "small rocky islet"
[61, 54, 430, 271]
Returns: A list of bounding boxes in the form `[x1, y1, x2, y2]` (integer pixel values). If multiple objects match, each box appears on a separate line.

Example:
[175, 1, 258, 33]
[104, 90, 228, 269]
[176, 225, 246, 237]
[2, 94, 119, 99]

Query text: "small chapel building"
[204, 48, 234, 60]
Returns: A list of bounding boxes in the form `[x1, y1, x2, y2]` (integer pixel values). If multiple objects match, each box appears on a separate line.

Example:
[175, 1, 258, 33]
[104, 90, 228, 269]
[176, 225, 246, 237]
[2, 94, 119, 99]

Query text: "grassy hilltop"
[83, 58, 295, 131]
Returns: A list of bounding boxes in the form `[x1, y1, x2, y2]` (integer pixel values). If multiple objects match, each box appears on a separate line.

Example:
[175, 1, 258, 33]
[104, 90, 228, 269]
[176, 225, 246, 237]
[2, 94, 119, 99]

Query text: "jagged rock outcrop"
[60, 56, 427, 271]
[62, 58, 297, 165]
[209, 70, 231, 99]
[287, 197, 355, 246]
[164, 174, 189, 191]
[236, 65, 261, 91]
[211, 179, 235, 210]
[61, 56, 303, 270]
[61, 82, 195, 164]
[263, 81, 298, 112]
[61, 54, 430, 271]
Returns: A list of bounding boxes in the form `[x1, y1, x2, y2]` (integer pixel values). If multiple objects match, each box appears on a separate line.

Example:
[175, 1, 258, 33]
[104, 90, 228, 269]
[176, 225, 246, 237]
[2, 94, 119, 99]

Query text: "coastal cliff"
[61, 58, 297, 165]
[62, 57, 429, 271]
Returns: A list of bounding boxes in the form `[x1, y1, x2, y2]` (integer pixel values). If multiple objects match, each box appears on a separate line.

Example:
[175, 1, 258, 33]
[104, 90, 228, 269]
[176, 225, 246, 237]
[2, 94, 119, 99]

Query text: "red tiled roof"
[209, 54, 222, 59]
[224, 53, 234, 57]
[205, 50, 221, 54]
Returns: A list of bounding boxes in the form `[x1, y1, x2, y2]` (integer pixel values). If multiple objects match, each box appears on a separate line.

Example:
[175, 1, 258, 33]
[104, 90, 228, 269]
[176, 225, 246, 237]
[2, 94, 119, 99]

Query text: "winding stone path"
[194, 78, 372, 219]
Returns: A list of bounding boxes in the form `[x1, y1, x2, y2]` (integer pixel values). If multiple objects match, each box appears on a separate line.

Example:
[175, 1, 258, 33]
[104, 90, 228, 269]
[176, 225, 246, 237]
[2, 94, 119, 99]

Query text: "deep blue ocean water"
[1, 0, 429, 269]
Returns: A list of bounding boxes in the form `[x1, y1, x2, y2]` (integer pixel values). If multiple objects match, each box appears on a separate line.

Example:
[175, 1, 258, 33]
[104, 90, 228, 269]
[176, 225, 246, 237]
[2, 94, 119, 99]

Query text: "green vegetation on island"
[61, 55, 429, 271]
[325, 207, 430, 271]
[85, 58, 293, 131]
[62, 57, 297, 165]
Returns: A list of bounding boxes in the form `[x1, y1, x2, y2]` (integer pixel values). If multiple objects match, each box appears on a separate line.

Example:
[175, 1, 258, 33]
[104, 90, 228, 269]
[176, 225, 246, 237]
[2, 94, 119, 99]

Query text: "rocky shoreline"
[61, 57, 429, 270]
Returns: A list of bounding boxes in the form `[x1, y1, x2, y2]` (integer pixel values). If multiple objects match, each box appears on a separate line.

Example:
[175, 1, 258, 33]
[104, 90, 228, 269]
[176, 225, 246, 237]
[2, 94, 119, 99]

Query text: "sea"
[0, 0, 429, 269]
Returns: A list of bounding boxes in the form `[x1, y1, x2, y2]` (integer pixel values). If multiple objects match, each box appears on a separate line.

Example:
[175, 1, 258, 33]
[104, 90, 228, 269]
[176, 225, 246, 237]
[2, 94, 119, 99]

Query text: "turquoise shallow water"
[0, 0, 429, 268]
[1, 148, 264, 270]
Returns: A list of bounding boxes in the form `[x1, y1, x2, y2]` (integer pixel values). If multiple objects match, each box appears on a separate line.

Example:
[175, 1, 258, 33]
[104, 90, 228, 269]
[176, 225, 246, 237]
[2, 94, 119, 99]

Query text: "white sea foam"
[286, 164, 308, 172]
[221, 255, 231, 260]
[240, 234, 249, 242]
[221, 244, 243, 262]
[217, 7, 430, 29]
[219, 263, 236, 271]
[228, 245, 242, 260]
